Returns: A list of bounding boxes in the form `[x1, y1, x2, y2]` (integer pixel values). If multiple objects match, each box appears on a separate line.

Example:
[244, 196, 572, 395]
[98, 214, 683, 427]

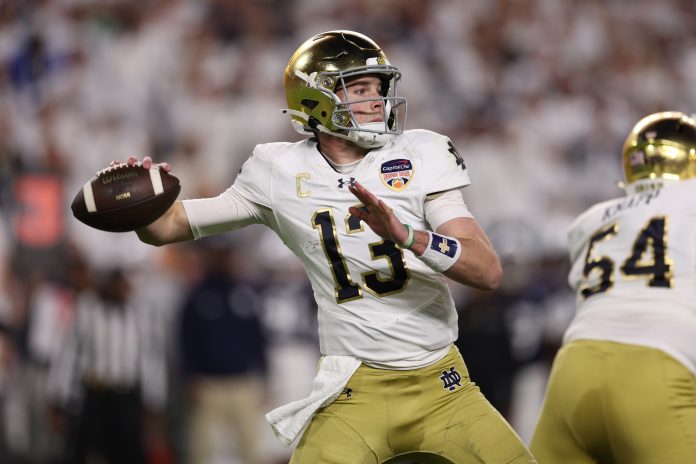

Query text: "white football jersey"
[189, 130, 470, 367]
[565, 179, 696, 375]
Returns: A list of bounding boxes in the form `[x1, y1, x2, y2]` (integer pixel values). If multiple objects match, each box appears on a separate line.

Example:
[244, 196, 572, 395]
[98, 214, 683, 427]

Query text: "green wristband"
[400, 224, 415, 249]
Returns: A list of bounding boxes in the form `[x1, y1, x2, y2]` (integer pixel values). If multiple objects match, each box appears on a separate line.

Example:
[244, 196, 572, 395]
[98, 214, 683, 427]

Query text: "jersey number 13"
[312, 207, 411, 303]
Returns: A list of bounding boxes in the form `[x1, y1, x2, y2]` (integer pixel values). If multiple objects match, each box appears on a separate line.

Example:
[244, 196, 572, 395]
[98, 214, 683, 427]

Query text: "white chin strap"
[315, 122, 391, 148]
[283, 109, 391, 148]
[351, 122, 392, 148]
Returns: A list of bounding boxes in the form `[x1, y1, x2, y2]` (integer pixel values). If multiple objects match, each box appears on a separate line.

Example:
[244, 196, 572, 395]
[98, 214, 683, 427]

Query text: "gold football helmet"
[622, 111, 696, 191]
[282, 30, 407, 148]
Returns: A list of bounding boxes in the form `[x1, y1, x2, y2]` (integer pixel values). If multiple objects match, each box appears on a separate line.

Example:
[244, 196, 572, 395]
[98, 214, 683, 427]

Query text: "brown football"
[71, 163, 181, 232]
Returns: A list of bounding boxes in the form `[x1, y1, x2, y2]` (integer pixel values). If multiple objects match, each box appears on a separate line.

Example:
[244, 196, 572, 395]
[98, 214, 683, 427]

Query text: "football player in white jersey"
[126, 31, 536, 463]
[530, 111, 696, 463]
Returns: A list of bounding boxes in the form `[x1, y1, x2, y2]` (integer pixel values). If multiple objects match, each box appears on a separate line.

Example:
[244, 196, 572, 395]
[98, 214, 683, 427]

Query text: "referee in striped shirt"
[48, 268, 168, 464]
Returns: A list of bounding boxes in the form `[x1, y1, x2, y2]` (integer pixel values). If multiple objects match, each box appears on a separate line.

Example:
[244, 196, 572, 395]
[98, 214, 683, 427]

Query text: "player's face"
[335, 75, 385, 125]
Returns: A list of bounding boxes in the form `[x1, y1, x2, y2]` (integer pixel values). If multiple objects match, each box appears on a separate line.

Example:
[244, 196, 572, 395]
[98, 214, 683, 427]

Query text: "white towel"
[265, 355, 362, 447]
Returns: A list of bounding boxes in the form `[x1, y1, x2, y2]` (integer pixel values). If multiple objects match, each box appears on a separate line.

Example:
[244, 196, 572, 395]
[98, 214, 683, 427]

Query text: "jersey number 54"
[581, 216, 672, 299]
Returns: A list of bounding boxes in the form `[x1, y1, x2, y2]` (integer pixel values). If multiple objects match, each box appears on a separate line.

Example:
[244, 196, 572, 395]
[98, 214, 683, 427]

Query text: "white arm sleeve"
[182, 185, 270, 239]
[424, 189, 473, 231]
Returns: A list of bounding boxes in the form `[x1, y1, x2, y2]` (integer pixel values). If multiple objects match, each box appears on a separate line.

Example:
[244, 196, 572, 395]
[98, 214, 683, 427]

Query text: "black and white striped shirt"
[48, 291, 167, 410]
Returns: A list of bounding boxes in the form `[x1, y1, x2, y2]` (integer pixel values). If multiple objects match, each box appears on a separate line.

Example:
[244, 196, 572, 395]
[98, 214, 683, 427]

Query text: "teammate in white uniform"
[126, 31, 535, 463]
[531, 111, 696, 463]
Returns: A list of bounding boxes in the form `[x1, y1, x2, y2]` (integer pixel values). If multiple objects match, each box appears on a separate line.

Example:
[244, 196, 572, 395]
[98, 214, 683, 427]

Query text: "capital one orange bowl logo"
[380, 159, 414, 192]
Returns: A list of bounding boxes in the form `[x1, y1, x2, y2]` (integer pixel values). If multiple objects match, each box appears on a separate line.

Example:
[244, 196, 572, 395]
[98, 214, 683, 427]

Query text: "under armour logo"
[440, 367, 462, 391]
[338, 177, 356, 188]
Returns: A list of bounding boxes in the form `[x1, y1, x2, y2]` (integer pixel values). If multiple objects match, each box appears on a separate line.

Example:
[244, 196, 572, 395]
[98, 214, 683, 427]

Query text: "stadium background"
[1, 0, 695, 462]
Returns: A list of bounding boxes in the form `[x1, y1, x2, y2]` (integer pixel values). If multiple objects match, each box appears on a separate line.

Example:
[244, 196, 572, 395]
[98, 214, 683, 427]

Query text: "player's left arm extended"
[348, 180, 501, 291]
[426, 216, 502, 290]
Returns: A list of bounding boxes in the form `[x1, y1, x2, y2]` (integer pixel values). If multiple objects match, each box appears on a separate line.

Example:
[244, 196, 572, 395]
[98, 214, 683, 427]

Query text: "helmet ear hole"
[301, 99, 319, 110]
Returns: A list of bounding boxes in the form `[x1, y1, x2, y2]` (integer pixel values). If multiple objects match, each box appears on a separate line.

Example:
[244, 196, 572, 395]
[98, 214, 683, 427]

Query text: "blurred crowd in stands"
[1, 0, 695, 462]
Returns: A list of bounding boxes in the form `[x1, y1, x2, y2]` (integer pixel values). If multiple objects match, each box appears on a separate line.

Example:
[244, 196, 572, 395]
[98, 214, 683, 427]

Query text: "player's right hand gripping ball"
[71, 163, 181, 232]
